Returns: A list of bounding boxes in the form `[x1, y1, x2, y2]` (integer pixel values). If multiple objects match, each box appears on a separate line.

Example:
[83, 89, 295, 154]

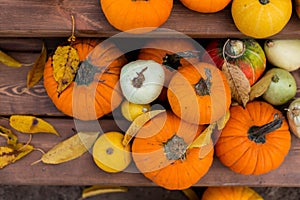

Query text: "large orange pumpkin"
[44, 39, 127, 120]
[132, 111, 214, 190]
[215, 101, 291, 175]
[201, 186, 263, 200]
[100, 0, 173, 33]
[167, 62, 231, 125]
[180, 0, 232, 13]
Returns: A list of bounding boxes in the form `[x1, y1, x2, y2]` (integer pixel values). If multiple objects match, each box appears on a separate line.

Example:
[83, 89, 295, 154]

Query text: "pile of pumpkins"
[42, 35, 300, 191]
[100, 0, 299, 38]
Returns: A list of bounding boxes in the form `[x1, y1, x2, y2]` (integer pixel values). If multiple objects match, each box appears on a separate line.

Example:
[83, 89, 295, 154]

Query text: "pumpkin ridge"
[227, 140, 254, 168]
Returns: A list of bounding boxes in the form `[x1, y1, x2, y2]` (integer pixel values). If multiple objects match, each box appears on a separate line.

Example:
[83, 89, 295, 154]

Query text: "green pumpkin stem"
[248, 113, 283, 144]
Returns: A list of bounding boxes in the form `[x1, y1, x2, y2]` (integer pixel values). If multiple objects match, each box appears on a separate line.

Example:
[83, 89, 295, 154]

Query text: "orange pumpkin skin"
[215, 101, 291, 175]
[138, 38, 200, 85]
[167, 62, 231, 125]
[100, 0, 173, 33]
[44, 39, 127, 120]
[132, 111, 213, 190]
[180, 0, 232, 13]
[202, 186, 263, 200]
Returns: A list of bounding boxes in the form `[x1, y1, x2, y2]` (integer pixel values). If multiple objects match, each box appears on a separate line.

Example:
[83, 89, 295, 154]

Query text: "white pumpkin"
[120, 60, 165, 104]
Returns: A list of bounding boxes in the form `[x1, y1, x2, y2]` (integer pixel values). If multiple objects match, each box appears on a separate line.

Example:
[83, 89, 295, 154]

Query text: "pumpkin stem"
[75, 60, 104, 85]
[132, 67, 147, 88]
[223, 39, 246, 59]
[164, 135, 187, 161]
[259, 0, 270, 5]
[68, 15, 76, 43]
[194, 68, 212, 96]
[162, 51, 200, 71]
[248, 113, 283, 144]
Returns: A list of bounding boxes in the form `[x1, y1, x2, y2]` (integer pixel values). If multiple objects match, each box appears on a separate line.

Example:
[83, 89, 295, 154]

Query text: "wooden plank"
[1, 117, 300, 186]
[0, 0, 299, 39]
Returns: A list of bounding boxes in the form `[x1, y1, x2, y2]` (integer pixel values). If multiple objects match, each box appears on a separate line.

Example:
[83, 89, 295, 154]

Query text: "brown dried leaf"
[222, 62, 250, 107]
[9, 115, 59, 136]
[41, 132, 98, 164]
[27, 42, 47, 88]
[52, 45, 80, 94]
[249, 70, 276, 101]
[188, 123, 216, 149]
[182, 188, 200, 200]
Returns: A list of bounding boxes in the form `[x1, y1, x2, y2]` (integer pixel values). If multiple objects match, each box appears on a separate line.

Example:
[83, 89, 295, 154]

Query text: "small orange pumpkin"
[180, 0, 232, 13]
[44, 39, 127, 120]
[201, 186, 263, 200]
[100, 0, 173, 33]
[132, 111, 213, 190]
[167, 62, 231, 125]
[215, 101, 291, 175]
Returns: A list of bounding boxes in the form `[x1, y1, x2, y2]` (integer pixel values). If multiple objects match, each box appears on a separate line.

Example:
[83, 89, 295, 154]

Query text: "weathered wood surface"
[0, 50, 300, 186]
[0, 0, 300, 39]
[1, 116, 300, 187]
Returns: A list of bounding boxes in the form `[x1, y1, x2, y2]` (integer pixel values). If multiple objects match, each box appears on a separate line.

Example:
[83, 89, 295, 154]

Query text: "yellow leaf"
[122, 109, 166, 146]
[0, 125, 18, 146]
[27, 42, 47, 88]
[52, 45, 80, 95]
[0, 50, 22, 68]
[188, 123, 216, 149]
[198, 140, 213, 159]
[216, 111, 230, 130]
[249, 70, 276, 101]
[42, 132, 98, 164]
[0, 146, 16, 169]
[9, 115, 59, 136]
[0, 143, 34, 169]
[81, 186, 128, 199]
[13, 143, 34, 163]
[182, 188, 200, 200]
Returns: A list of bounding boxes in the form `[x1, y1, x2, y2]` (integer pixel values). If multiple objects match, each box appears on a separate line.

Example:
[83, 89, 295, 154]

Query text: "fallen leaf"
[81, 186, 128, 199]
[122, 109, 166, 146]
[216, 111, 230, 130]
[9, 115, 59, 136]
[0, 125, 18, 146]
[27, 42, 47, 88]
[0, 143, 34, 169]
[41, 132, 98, 164]
[0, 146, 16, 168]
[0, 50, 22, 68]
[198, 140, 214, 159]
[52, 45, 80, 95]
[249, 70, 276, 101]
[188, 123, 216, 149]
[222, 62, 250, 107]
[182, 188, 200, 200]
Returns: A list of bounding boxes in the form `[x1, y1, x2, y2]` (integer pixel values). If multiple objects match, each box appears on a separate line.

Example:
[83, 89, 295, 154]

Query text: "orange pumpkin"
[180, 0, 232, 13]
[215, 101, 291, 175]
[138, 38, 201, 102]
[44, 39, 127, 120]
[201, 186, 263, 200]
[167, 62, 231, 125]
[296, 0, 300, 18]
[100, 0, 173, 33]
[138, 38, 200, 85]
[132, 111, 214, 190]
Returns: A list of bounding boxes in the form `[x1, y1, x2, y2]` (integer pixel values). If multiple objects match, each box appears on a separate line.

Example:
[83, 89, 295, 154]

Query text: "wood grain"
[1, 117, 300, 186]
[0, 0, 299, 38]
